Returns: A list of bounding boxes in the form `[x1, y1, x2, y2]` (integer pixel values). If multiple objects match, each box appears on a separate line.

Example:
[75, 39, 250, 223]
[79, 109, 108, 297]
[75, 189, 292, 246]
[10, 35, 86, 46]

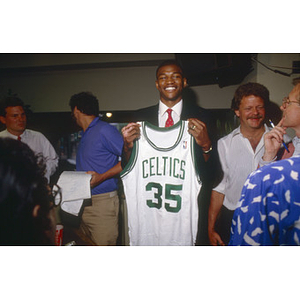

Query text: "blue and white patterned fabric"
[229, 156, 300, 246]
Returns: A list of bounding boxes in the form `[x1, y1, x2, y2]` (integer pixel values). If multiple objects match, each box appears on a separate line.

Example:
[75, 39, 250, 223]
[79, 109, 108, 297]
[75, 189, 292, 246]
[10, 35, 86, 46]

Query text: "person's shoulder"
[97, 119, 114, 128]
[182, 101, 207, 113]
[181, 100, 211, 120]
[0, 129, 8, 136]
[265, 156, 300, 171]
[135, 104, 158, 115]
[133, 104, 159, 123]
[25, 129, 45, 137]
[25, 129, 52, 143]
[97, 119, 120, 133]
[252, 156, 300, 182]
[218, 127, 239, 143]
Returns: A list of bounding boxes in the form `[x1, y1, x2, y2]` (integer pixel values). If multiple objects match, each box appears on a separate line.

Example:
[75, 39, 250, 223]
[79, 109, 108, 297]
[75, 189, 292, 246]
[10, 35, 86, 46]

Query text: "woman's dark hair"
[69, 92, 99, 117]
[0, 138, 54, 245]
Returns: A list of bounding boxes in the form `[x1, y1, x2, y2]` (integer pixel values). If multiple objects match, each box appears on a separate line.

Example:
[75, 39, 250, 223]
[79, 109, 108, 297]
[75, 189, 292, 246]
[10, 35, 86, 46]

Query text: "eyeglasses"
[282, 97, 300, 108]
[50, 184, 62, 208]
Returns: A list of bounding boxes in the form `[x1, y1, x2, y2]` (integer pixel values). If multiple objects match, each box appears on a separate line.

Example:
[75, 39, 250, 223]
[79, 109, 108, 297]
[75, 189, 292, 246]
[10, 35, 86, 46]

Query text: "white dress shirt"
[213, 124, 270, 210]
[158, 100, 183, 127]
[0, 129, 58, 182]
[292, 136, 300, 157]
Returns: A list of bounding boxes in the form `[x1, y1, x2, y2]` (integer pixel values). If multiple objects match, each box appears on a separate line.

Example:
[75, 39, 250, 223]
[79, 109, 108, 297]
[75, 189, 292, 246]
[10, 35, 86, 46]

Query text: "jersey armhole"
[191, 135, 202, 184]
[120, 140, 139, 178]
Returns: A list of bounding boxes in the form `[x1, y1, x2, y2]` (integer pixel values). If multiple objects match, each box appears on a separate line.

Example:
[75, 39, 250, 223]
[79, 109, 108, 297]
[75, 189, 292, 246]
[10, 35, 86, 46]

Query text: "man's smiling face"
[155, 64, 187, 106]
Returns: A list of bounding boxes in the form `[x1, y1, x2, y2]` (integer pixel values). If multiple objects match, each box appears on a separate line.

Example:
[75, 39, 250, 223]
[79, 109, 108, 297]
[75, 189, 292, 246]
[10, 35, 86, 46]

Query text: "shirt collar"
[81, 116, 99, 135]
[293, 136, 300, 155]
[232, 124, 270, 137]
[158, 99, 183, 119]
[4, 129, 26, 139]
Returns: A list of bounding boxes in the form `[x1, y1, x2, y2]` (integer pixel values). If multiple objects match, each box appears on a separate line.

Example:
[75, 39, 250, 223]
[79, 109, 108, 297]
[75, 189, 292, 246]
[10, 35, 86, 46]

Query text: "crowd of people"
[1, 59, 299, 246]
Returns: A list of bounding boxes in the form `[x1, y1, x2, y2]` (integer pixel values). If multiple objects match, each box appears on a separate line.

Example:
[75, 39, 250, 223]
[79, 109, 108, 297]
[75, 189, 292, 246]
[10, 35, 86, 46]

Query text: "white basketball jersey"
[120, 121, 202, 246]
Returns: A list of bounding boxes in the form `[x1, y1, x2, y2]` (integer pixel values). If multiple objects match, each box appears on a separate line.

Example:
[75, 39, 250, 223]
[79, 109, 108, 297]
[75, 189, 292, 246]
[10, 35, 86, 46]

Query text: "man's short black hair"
[69, 92, 99, 117]
[156, 60, 185, 79]
[231, 82, 270, 111]
[0, 96, 25, 116]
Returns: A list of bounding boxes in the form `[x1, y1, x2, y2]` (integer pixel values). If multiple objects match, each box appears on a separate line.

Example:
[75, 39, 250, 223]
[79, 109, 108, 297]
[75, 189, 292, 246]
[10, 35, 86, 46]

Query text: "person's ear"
[235, 109, 240, 118]
[0, 116, 6, 125]
[155, 80, 159, 91]
[183, 78, 188, 88]
[32, 205, 40, 218]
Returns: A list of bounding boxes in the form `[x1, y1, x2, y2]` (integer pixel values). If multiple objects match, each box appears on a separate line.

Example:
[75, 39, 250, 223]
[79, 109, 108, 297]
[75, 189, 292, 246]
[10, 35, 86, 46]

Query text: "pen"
[269, 119, 290, 153]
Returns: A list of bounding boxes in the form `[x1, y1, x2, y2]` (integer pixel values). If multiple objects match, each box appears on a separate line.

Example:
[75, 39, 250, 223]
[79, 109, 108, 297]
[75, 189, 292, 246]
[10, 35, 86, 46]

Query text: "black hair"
[0, 96, 25, 117]
[69, 92, 99, 117]
[231, 82, 270, 111]
[156, 60, 185, 79]
[0, 138, 54, 245]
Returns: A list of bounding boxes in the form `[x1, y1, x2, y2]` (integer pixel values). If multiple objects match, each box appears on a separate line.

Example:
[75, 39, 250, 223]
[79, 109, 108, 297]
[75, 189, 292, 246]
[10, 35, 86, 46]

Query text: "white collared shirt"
[213, 124, 270, 210]
[158, 100, 183, 127]
[292, 136, 300, 157]
[0, 129, 58, 182]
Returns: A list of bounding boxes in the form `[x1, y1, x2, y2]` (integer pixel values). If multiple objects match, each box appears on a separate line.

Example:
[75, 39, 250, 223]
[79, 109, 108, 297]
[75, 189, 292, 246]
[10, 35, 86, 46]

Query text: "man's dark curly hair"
[0, 138, 54, 245]
[231, 82, 270, 111]
[69, 92, 99, 117]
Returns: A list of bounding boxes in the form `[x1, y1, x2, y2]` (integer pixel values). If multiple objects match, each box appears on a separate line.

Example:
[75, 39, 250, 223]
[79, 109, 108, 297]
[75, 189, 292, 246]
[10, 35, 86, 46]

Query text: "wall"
[256, 53, 300, 103]
[0, 53, 299, 113]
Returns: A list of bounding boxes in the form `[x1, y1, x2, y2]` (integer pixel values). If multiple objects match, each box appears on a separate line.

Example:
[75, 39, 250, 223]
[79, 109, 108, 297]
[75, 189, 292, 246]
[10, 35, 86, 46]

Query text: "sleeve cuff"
[258, 156, 277, 168]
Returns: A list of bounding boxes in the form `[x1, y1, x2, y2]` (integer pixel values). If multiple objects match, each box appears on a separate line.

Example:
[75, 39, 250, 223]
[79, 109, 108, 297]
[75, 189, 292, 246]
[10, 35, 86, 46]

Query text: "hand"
[86, 171, 104, 188]
[208, 229, 225, 246]
[187, 118, 211, 151]
[121, 123, 141, 150]
[263, 119, 287, 161]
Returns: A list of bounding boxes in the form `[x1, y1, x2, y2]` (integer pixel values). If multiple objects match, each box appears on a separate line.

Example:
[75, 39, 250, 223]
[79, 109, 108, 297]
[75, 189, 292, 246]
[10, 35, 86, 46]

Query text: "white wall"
[0, 53, 299, 112]
[256, 53, 300, 104]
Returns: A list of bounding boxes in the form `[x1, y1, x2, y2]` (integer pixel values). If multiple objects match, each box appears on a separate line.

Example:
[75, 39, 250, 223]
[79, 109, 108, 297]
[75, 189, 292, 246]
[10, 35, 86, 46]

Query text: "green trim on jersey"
[190, 134, 201, 184]
[142, 121, 185, 152]
[120, 120, 200, 184]
[120, 136, 139, 178]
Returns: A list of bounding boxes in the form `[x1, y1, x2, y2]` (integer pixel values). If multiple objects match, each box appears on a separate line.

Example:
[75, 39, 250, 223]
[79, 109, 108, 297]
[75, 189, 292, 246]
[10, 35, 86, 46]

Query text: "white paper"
[57, 171, 92, 216]
[61, 199, 84, 216]
[57, 171, 92, 202]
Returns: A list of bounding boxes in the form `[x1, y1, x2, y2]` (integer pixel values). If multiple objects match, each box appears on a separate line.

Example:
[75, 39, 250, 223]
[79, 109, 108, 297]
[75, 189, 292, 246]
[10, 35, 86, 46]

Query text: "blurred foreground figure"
[0, 138, 56, 245]
[229, 156, 300, 246]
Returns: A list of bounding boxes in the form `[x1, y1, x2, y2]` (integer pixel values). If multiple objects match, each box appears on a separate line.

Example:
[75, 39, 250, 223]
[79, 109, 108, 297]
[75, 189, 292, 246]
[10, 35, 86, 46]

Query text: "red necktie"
[165, 108, 174, 127]
[17, 136, 21, 141]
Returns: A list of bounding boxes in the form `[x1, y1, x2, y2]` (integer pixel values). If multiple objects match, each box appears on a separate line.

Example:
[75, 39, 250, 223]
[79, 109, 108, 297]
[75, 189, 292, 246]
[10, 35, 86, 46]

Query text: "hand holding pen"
[269, 119, 290, 153]
[262, 119, 289, 162]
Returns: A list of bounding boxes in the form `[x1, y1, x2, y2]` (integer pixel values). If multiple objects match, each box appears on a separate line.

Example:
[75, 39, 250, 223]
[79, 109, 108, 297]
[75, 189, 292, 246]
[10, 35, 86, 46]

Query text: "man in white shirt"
[208, 82, 272, 245]
[0, 96, 58, 182]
